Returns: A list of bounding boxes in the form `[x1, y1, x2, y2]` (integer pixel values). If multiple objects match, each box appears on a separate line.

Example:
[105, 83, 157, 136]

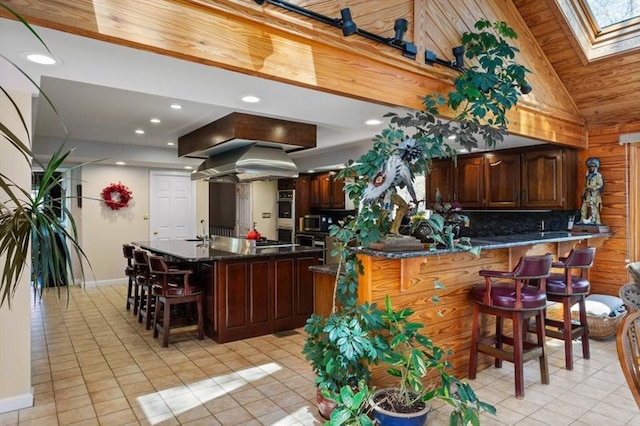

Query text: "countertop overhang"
[356, 231, 612, 260]
[134, 236, 324, 262]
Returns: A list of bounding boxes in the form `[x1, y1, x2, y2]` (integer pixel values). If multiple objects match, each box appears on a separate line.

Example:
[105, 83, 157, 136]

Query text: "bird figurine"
[360, 138, 424, 234]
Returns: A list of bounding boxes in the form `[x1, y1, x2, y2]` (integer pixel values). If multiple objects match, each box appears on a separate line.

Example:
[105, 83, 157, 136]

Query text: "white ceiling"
[0, 18, 540, 172]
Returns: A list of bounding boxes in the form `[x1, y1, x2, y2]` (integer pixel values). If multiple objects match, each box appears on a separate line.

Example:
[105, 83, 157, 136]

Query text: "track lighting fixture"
[425, 47, 466, 73]
[255, 0, 417, 59]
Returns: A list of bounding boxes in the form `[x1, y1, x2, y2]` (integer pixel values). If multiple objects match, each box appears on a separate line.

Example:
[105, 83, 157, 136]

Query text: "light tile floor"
[0, 283, 638, 425]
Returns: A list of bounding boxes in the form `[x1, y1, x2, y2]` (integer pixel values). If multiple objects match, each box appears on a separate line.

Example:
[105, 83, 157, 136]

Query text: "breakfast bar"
[135, 237, 323, 343]
[311, 231, 611, 386]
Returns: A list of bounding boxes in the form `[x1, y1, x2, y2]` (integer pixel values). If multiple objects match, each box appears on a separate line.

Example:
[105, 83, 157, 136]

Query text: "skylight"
[583, 0, 640, 29]
[555, 0, 640, 61]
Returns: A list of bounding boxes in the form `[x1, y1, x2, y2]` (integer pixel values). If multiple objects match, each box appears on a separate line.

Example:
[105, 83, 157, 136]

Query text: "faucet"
[201, 219, 208, 241]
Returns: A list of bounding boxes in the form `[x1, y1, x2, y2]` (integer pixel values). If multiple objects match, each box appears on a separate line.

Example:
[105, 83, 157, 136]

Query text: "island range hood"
[179, 112, 317, 181]
[190, 145, 299, 182]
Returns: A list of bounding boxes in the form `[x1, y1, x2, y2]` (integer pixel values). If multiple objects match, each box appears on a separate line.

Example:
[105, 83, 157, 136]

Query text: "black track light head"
[520, 82, 533, 94]
[393, 18, 408, 42]
[452, 46, 465, 69]
[340, 8, 357, 36]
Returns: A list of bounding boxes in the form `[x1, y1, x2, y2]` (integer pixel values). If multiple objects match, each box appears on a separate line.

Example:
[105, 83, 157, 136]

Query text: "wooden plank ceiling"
[513, 0, 640, 131]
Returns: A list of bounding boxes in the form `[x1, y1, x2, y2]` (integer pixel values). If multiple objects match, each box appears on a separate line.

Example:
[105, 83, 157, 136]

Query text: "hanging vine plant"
[100, 182, 133, 210]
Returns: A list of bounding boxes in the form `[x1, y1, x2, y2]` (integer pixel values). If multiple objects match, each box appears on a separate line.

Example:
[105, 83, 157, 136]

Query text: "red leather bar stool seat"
[149, 255, 204, 347]
[543, 247, 596, 370]
[469, 253, 553, 399]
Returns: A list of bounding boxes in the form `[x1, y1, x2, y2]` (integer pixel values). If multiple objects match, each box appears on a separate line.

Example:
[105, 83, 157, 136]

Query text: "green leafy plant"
[0, 2, 88, 306]
[372, 296, 495, 425]
[324, 380, 374, 426]
[304, 19, 529, 423]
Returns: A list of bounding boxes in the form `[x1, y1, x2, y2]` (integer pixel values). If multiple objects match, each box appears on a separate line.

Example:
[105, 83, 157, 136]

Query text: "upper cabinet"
[311, 172, 345, 209]
[485, 153, 521, 208]
[425, 145, 577, 210]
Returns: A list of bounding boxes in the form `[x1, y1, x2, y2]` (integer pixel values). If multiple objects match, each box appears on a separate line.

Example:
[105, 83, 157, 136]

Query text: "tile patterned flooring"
[0, 283, 638, 425]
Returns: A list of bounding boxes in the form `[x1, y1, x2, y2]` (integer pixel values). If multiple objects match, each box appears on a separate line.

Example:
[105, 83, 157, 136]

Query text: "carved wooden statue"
[579, 157, 604, 224]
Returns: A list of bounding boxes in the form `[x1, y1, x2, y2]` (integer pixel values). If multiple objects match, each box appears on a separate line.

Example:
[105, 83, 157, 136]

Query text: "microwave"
[302, 215, 333, 232]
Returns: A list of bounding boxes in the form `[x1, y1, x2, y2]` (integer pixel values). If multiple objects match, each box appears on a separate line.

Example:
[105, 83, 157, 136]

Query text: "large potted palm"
[305, 18, 531, 425]
[1, 2, 87, 307]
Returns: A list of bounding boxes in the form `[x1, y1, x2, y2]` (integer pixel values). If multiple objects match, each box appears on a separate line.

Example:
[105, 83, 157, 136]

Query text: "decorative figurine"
[579, 157, 604, 224]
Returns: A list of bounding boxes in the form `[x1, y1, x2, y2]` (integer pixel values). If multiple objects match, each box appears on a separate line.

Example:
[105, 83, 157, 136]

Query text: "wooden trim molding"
[1, 0, 588, 146]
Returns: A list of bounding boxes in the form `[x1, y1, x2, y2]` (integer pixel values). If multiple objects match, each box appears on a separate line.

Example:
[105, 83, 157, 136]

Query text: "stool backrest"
[513, 254, 553, 280]
[122, 244, 135, 266]
[148, 255, 169, 273]
[563, 247, 596, 269]
[617, 309, 640, 408]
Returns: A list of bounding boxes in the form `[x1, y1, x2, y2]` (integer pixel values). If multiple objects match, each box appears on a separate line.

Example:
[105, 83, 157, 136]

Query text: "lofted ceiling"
[513, 0, 640, 131]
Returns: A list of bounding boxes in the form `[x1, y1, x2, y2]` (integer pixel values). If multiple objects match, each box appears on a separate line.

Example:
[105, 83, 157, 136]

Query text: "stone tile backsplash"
[460, 210, 581, 237]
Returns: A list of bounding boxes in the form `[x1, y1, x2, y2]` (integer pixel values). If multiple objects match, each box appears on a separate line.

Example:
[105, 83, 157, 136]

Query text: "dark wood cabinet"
[212, 252, 318, 343]
[424, 145, 577, 210]
[455, 156, 484, 208]
[484, 153, 521, 208]
[294, 175, 311, 227]
[426, 159, 454, 204]
[521, 148, 576, 209]
[310, 172, 345, 209]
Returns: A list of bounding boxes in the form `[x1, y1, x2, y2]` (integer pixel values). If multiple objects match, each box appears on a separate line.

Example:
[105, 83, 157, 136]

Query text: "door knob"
[153, 231, 158, 235]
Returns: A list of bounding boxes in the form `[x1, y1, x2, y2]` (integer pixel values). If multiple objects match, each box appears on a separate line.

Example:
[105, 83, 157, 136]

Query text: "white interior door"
[149, 171, 195, 241]
[237, 183, 252, 237]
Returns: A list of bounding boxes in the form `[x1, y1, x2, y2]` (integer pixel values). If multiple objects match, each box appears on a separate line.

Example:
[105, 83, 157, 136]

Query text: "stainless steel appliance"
[277, 189, 295, 244]
[295, 232, 339, 265]
[302, 214, 334, 232]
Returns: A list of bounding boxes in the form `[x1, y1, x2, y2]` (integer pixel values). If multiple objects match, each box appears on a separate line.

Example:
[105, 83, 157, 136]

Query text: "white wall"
[0, 90, 33, 413]
[79, 164, 150, 283]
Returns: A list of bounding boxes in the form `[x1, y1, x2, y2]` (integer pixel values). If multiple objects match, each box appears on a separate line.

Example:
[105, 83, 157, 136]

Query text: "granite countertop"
[356, 231, 612, 260]
[309, 263, 341, 276]
[134, 236, 324, 262]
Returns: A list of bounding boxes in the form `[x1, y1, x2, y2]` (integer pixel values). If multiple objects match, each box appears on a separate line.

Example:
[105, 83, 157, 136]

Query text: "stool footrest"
[477, 342, 544, 364]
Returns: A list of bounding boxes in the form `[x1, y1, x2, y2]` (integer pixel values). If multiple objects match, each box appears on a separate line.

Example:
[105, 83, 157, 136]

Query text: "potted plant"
[0, 2, 87, 306]
[370, 296, 495, 426]
[304, 18, 530, 424]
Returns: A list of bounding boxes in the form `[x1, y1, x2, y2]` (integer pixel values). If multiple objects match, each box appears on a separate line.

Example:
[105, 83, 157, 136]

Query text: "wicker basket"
[571, 310, 626, 340]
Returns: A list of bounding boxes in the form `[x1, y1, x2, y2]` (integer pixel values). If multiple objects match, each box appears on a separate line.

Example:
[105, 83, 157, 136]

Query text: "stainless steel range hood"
[191, 145, 299, 182]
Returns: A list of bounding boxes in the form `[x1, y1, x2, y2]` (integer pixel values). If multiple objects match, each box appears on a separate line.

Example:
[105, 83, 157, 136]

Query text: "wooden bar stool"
[544, 247, 596, 370]
[123, 244, 137, 312]
[149, 256, 204, 347]
[133, 249, 155, 330]
[469, 253, 553, 399]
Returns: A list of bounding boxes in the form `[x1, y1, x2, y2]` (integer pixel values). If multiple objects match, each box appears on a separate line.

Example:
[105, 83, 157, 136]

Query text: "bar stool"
[123, 244, 137, 312]
[149, 255, 204, 347]
[544, 247, 596, 370]
[133, 249, 155, 330]
[469, 253, 553, 399]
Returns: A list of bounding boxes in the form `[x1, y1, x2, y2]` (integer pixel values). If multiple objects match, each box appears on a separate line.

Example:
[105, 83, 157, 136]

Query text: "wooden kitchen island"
[352, 231, 611, 385]
[135, 237, 322, 343]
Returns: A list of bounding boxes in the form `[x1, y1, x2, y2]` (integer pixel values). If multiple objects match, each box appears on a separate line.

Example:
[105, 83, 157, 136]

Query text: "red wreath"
[101, 182, 133, 210]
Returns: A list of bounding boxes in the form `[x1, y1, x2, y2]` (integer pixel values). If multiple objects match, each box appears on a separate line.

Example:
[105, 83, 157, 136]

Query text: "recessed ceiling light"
[166, 142, 175, 146]
[150, 118, 161, 124]
[184, 166, 193, 170]
[170, 104, 182, 110]
[21, 52, 57, 65]
[116, 161, 126, 166]
[308, 169, 315, 173]
[135, 129, 145, 134]
[241, 95, 261, 103]
[448, 134, 457, 140]
[365, 118, 383, 126]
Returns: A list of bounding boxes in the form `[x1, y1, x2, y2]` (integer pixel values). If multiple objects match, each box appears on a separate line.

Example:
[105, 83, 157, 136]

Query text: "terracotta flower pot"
[316, 387, 338, 420]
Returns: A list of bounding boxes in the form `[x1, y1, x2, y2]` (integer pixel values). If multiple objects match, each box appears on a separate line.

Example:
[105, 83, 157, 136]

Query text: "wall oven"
[277, 189, 295, 243]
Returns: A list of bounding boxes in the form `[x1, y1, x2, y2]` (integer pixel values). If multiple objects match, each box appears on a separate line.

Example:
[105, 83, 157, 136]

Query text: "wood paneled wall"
[514, 0, 640, 131]
[1, 0, 587, 147]
[579, 123, 640, 295]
